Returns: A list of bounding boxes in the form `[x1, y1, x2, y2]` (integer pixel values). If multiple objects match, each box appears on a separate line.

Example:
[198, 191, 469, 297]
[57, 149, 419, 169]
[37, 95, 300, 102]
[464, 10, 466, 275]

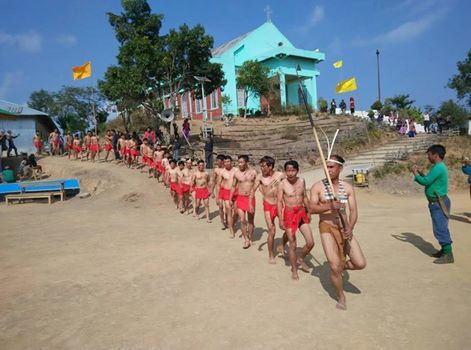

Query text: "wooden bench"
[5, 180, 65, 205]
[6, 192, 55, 205]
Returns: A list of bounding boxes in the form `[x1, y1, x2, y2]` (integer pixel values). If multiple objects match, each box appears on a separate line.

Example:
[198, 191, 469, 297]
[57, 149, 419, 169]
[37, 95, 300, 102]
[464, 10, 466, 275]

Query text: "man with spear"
[295, 65, 366, 309]
[309, 155, 366, 310]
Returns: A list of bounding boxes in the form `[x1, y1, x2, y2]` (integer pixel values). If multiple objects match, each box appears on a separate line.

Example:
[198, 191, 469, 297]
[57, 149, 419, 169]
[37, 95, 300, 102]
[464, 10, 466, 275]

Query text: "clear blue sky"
[1, 0, 470, 111]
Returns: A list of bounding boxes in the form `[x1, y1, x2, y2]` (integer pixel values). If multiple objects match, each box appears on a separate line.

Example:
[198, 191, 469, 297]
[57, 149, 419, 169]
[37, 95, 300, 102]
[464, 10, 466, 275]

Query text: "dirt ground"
[1, 157, 470, 349]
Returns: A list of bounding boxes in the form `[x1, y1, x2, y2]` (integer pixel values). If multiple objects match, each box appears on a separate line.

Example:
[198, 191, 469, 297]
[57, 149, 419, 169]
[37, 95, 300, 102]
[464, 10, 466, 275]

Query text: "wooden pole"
[295, 67, 347, 230]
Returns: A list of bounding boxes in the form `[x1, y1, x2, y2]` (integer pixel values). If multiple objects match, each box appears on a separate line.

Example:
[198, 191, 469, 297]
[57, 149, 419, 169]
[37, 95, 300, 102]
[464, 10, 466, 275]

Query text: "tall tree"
[162, 23, 225, 104]
[99, 0, 225, 130]
[236, 60, 270, 118]
[28, 89, 55, 114]
[99, 0, 164, 129]
[28, 87, 108, 132]
[439, 99, 469, 128]
[448, 50, 471, 108]
[387, 94, 415, 109]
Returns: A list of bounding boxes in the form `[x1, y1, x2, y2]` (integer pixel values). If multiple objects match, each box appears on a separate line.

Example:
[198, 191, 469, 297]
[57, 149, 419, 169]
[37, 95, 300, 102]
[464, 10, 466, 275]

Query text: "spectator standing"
[172, 135, 181, 161]
[330, 99, 337, 115]
[339, 99, 346, 113]
[349, 97, 355, 114]
[437, 114, 444, 134]
[6, 130, 19, 157]
[172, 122, 179, 139]
[423, 112, 431, 133]
[204, 133, 214, 169]
[112, 129, 120, 160]
[0, 130, 7, 157]
[182, 119, 190, 140]
[143, 127, 156, 146]
[462, 158, 471, 199]
[412, 145, 454, 264]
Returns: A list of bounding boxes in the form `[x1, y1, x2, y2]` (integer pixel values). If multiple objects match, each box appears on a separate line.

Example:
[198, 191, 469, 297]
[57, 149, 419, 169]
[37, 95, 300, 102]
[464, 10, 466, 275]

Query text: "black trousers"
[205, 151, 213, 169]
[7, 145, 18, 157]
[113, 147, 121, 160]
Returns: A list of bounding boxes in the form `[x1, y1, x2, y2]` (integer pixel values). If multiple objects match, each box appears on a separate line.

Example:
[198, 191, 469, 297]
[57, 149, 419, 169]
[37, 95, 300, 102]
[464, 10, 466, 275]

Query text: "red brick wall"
[164, 88, 223, 120]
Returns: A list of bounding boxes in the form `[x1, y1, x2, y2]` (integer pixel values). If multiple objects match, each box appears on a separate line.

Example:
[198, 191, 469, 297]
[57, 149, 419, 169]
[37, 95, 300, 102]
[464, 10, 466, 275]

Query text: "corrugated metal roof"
[0, 99, 48, 116]
[212, 31, 252, 57]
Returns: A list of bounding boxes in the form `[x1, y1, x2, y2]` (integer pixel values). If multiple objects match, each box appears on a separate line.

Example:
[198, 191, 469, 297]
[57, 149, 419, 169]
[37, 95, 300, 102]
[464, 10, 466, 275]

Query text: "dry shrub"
[282, 126, 299, 140]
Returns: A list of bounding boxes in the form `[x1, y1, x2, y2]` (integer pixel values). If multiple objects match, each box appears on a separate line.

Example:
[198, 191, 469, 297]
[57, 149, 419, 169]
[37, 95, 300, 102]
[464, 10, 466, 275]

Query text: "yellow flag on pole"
[336, 77, 357, 94]
[333, 60, 343, 68]
[72, 61, 92, 80]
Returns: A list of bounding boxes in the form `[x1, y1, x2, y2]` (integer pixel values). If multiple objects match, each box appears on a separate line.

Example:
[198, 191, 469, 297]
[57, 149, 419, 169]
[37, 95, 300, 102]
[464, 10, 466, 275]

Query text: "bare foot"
[229, 234, 235, 239]
[268, 258, 276, 264]
[291, 269, 299, 280]
[297, 258, 310, 273]
[243, 241, 251, 249]
[206, 219, 212, 223]
[336, 299, 347, 310]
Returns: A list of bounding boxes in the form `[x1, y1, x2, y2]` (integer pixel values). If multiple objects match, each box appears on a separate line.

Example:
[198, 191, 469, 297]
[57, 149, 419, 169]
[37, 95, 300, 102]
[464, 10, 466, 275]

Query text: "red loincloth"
[236, 194, 255, 212]
[283, 206, 309, 236]
[263, 200, 278, 221]
[194, 187, 209, 200]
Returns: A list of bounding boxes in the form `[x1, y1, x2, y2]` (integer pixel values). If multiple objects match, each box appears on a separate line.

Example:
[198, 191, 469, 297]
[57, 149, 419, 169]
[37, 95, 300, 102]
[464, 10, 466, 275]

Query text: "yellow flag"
[72, 61, 92, 80]
[333, 60, 343, 68]
[336, 77, 357, 94]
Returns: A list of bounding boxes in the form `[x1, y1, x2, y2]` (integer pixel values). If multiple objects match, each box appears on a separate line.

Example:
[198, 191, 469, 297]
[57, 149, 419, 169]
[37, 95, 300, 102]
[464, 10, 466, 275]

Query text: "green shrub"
[318, 97, 328, 113]
[371, 100, 383, 110]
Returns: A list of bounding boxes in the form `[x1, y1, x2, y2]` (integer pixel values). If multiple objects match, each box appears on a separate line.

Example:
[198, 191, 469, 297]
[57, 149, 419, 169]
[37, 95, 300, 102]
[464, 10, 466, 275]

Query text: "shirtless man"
[179, 159, 193, 214]
[49, 129, 60, 156]
[65, 131, 73, 159]
[166, 159, 180, 208]
[72, 135, 82, 160]
[252, 156, 285, 263]
[84, 131, 92, 161]
[128, 136, 138, 168]
[192, 160, 211, 222]
[231, 155, 258, 249]
[140, 139, 150, 172]
[33, 132, 42, 155]
[146, 143, 155, 176]
[216, 155, 237, 238]
[161, 151, 171, 187]
[118, 134, 127, 164]
[309, 155, 366, 310]
[90, 132, 100, 162]
[104, 130, 114, 162]
[153, 144, 165, 182]
[277, 160, 314, 280]
[211, 154, 227, 229]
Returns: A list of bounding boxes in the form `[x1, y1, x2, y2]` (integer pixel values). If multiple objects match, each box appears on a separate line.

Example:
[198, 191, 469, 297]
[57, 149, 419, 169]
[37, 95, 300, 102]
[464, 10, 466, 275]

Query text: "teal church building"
[211, 21, 325, 115]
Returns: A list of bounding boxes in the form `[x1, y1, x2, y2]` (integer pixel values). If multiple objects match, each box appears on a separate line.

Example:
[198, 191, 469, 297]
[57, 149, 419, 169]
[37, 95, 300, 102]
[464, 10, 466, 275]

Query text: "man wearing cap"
[412, 144, 454, 264]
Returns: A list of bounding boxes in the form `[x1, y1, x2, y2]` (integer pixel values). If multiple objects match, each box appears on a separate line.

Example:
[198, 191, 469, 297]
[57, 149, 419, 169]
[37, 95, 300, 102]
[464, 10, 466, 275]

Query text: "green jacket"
[414, 161, 448, 198]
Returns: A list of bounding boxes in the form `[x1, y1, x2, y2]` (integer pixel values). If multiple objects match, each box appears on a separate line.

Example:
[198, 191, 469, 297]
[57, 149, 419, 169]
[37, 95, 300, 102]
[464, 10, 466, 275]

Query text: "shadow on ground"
[392, 232, 437, 256]
[450, 213, 471, 224]
[311, 261, 361, 302]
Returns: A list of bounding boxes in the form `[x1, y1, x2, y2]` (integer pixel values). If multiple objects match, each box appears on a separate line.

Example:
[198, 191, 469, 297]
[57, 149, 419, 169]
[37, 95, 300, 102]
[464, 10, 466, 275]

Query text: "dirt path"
[1, 157, 470, 349]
